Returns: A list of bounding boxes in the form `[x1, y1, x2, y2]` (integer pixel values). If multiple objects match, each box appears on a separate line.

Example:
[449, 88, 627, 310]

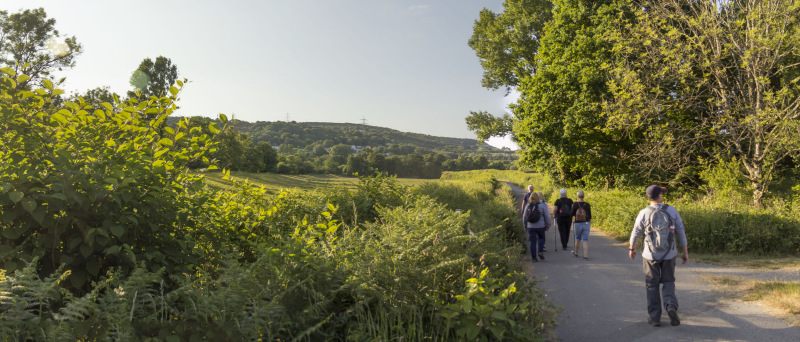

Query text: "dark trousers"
[556, 216, 572, 248]
[644, 257, 678, 322]
[527, 228, 546, 260]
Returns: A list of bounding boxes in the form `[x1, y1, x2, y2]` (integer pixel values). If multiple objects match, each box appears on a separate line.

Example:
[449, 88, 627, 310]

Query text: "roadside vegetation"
[0, 70, 554, 339]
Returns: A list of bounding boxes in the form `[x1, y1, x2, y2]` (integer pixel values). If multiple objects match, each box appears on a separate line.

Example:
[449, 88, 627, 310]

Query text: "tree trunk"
[751, 180, 764, 208]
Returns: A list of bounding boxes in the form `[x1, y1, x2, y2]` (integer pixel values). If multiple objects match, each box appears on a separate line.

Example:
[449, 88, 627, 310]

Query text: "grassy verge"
[693, 253, 800, 270]
[705, 275, 800, 326]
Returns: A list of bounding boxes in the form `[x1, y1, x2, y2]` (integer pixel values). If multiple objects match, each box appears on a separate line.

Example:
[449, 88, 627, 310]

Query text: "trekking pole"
[554, 217, 558, 252]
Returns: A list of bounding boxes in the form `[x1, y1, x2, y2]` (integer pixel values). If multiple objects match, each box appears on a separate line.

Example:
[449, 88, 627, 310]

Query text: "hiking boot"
[538, 253, 545, 260]
[647, 317, 661, 327]
[562, 247, 567, 251]
[667, 305, 680, 326]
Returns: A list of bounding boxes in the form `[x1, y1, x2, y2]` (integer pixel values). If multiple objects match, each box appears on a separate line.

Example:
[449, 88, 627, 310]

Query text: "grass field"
[202, 171, 430, 193]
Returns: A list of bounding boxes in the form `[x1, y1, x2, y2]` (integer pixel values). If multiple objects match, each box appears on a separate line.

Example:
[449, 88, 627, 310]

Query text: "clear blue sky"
[6, 0, 518, 149]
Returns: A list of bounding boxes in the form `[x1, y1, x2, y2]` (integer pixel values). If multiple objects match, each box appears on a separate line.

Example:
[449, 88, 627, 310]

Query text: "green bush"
[0, 70, 222, 292]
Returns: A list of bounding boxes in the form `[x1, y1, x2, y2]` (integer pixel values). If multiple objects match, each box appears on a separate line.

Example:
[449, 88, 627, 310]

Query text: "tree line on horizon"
[181, 117, 518, 178]
[468, 0, 800, 206]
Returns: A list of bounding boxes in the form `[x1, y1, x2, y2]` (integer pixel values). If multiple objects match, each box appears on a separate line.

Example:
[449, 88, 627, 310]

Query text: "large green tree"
[469, 0, 640, 186]
[128, 56, 178, 99]
[607, 0, 800, 205]
[468, 0, 553, 93]
[0, 8, 82, 89]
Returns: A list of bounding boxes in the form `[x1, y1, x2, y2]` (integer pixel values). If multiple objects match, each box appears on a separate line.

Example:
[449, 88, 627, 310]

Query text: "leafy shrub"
[0, 70, 222, 292]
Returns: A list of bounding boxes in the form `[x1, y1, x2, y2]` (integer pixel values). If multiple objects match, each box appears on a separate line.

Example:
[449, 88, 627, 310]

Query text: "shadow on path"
[502, 181, 800, 342]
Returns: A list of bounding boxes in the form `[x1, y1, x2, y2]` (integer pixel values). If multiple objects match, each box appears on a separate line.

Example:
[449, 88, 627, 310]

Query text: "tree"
[468, 0, 553, 93]
[128, 56, 178, 99]
[468, 0, 641, 187]
[330, 143, 355, 164]
[66, 86, 117, 110]
[607, 0, 800, 206]
[0, 8, 82, 89]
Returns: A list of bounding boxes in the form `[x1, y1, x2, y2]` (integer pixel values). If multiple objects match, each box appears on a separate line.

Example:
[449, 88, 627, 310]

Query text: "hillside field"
[203, 171, 431, 193]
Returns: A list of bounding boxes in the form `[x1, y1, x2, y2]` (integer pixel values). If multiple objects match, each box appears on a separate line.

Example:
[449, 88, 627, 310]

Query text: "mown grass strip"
[705, 275, 800, 326]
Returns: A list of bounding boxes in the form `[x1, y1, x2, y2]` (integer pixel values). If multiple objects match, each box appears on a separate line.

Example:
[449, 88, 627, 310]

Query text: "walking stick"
[554, 217, 558, 252]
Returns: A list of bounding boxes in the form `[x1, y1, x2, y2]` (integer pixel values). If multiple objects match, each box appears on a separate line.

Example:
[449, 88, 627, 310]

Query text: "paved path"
[505, 182, 800, 342]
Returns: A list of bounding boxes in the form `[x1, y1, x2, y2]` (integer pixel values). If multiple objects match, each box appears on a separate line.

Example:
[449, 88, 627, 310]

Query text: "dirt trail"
[504, 181, 800, 342]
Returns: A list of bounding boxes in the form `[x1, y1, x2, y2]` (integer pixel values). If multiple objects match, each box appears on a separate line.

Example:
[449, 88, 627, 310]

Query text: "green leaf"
[43, 79, 54, 90]
[327, 203, 336, 211]
[50, 113, 67, 125]
[0, 67, 15, 77]
[21, 197, 37, 214]
[169, 86, 179, 96]
[110, 225, 124, 238]
[219, 113, 228, 125]
[80, 244, 92, 258]
[159, 138, 174, 146]
[9, 191, 23, 203]
[86, 258, 99, 276]
[17, 74, 31, 84]
[104, 178, 119, 186]
[208, 123, 220, 134]
[104, 245, 121, 255]
[52, 89, 65, 96]
[154, 149, 168, 158]
[50, 193, 68, 201]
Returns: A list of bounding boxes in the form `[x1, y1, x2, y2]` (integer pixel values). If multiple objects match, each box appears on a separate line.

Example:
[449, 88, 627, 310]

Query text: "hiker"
[571, 190, 592, 260]
[523, 192, 551, 262]
[628, 185, 689, 327]
[553, 189, 573, 250]
[521, 185, 534, 213]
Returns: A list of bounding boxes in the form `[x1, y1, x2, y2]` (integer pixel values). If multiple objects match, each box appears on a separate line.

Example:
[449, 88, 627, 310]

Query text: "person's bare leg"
[573, 240, 581, 257]
[582, 241, 589, 259]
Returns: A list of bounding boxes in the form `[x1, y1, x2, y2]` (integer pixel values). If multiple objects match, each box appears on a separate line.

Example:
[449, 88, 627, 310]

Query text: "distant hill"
[168, 117, 516, 159]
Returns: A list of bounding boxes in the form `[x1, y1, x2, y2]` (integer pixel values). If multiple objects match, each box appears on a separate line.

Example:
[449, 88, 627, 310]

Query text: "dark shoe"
[562, 247, 567, 250]
[532, 258, 538, 263]
[667, 305, 680, 326]
[648, 317, 661, 327]
[571, 250, 578, 257]
[583, 257, 589, 261]
[538, 253, 545, 260]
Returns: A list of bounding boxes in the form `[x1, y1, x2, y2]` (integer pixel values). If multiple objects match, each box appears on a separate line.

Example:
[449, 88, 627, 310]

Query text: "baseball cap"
[646, 185, 667, 199]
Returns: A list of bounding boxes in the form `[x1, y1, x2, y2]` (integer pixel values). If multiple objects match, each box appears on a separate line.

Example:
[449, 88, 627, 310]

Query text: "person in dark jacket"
[571, 190, 592, 260]
[553, 189, 573, 250]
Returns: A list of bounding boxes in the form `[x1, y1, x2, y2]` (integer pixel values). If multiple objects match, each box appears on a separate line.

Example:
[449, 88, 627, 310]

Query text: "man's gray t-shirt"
[630, 203, 688, 260]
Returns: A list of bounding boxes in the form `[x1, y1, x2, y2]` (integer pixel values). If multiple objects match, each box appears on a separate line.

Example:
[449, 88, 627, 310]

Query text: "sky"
[5, 0, 519, 149]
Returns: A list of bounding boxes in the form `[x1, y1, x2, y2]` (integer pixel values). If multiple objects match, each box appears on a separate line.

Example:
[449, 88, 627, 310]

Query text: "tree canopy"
[0, 8, 82, 89]
[128, 56, 178, 99]
[468, 0, 800, 202]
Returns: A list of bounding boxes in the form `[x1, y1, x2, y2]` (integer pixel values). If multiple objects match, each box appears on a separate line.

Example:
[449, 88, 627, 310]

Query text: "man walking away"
[553, 189, 573, 250]
[629, 185, 689, 327]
